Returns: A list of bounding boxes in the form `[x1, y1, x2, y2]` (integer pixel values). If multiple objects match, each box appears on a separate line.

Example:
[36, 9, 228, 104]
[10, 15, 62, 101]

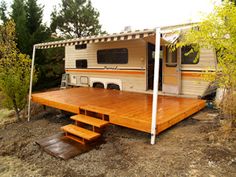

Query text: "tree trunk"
[15, 110, 21, 120]
[13, 99, 21, 120]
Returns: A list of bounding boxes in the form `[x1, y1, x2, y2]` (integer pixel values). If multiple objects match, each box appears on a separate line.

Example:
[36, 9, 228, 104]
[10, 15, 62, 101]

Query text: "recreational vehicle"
[62, 27, 216, 98]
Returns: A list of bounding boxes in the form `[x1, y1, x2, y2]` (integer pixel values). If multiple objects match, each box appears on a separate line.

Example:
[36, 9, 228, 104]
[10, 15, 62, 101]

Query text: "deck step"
[61, 124, 100, 141]
[80, 105, 114, 115]
[71, 114, 109, 128]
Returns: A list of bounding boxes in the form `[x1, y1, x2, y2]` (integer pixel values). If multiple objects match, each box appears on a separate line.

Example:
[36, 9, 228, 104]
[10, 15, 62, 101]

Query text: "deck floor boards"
[32, 87, 205, 133]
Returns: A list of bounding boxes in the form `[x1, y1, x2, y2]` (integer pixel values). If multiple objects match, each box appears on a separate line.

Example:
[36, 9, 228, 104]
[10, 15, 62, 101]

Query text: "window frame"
[97, 48, 128, 64]
[75, 59, 88, 69]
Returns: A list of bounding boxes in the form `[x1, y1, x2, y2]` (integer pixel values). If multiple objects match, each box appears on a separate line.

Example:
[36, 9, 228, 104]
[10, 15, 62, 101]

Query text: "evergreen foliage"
[11, 0, 29, 54]
[26, 0, 43, 34]
[10, 0, 64, 89]
[0, 20, 37, 120]
[51, 0, 103, 38]
[0, 0, 104, 93]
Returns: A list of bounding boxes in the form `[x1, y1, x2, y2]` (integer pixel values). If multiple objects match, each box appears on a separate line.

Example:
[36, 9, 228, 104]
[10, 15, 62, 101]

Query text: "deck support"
[151, 27, 161, 145]
[27, 45, 36, 121]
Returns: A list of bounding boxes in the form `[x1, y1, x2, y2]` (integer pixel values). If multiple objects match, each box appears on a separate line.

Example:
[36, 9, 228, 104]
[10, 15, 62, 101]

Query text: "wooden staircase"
[61, 108, 110, 145]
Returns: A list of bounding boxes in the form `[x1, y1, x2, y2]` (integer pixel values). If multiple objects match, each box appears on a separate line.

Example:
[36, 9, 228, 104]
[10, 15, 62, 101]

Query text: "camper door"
[162, 47, 181, 94]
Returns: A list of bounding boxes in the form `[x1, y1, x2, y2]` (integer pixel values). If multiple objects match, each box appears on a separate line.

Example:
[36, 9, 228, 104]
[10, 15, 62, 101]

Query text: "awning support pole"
[27, 45, 36, 121]
[151, 27, 161, 145]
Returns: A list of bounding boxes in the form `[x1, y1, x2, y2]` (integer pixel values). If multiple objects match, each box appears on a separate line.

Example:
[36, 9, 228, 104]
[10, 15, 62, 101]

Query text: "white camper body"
[64, 38, 217, 98]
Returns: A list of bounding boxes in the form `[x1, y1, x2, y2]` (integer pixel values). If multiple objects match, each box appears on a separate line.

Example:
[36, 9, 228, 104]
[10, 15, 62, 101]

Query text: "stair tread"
[71, 114, 109, 127]
[80, 105, 114, 114]
[61, 124, 100, 140]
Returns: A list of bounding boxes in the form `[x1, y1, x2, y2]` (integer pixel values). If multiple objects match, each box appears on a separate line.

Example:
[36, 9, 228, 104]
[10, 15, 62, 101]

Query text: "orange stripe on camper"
[181, 72, 202, 78]
[65, 69, 145, 75]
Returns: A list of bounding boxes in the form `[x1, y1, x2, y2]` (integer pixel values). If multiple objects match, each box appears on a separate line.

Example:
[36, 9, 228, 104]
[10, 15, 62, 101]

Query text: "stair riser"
[79, 110, 110, 121]
[65, 133, 86, 145]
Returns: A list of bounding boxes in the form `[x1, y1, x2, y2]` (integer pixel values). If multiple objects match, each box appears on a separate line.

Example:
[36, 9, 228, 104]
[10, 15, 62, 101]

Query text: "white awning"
[162, 33, 180, 44]
[34, 23, 198, 49]
[35, 29, 158, 49]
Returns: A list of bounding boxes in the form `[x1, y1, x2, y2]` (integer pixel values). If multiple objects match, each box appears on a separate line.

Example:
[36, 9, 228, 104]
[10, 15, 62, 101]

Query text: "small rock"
[208, 134, 215, 142]
[208, 161, 216, 167]
[207, 113, 218, 117]
[209, 175, 216, 177]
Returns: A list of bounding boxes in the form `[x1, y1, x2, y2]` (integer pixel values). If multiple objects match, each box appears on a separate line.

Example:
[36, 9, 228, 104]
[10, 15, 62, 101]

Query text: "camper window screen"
[181, 45, 199, 64]
[97, 48, 128, 64]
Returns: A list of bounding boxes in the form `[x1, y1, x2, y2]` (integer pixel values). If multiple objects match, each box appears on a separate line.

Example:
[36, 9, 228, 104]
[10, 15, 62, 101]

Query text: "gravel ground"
[0, 107, 235, 177]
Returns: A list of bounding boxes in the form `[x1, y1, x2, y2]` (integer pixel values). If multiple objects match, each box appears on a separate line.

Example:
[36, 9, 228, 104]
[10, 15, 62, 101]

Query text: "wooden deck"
[32, 87, 206, 134]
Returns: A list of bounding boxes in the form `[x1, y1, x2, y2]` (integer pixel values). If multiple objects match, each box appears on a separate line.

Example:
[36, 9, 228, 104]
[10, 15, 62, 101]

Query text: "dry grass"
[216, 91, 236, 141]
[0, 91, 3, 108]
[0, 109, 13, 119]
[0, 92, 16, 126]
[0, 109, 16, 127]
[0, 156, 41, 177]
[219, 92, 236, 126]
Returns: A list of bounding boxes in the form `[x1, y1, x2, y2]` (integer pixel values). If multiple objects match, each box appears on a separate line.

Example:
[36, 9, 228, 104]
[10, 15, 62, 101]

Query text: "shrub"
[0, 20, 37, 120]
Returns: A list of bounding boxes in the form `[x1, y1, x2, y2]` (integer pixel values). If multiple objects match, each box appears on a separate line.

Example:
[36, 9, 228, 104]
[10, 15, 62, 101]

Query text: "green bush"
[0, 20, 37, 120]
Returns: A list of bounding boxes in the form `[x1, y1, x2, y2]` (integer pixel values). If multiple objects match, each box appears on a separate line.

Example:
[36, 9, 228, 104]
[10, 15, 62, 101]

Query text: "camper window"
[76, 59, 87, 68]
[75, 44, 87, 50]
[166, 48, 177, 67]
[181, 45, 198, 64]
[97, 48, 128, 64]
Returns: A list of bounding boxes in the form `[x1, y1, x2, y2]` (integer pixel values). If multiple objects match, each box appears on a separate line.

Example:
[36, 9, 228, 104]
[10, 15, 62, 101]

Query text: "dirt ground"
[0, 106, 235, 177]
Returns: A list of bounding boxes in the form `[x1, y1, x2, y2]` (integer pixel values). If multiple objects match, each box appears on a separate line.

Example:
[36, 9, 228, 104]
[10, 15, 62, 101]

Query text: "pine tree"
[11, 0, 29, 54]
[51, 0, 103, 38]
[25, 0, 50, 55]
[26, 0, 43, 34]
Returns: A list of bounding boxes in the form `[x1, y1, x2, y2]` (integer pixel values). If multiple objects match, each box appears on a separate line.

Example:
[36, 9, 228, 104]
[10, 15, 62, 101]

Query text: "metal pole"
[151, 27, 161, 145]
[27, 45, 36, 121]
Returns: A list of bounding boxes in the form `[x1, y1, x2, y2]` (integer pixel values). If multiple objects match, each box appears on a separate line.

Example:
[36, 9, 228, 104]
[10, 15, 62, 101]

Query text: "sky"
[5, 0, 220, 33]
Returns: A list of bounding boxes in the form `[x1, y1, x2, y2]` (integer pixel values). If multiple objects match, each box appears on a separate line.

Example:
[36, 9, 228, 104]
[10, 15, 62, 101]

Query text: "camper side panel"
[181, 48, 217, 97]
[64, 39, 147, 92]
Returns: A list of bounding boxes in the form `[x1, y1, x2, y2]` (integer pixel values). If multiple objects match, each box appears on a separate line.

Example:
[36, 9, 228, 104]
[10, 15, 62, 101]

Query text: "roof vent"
[124, 26, 132, 32]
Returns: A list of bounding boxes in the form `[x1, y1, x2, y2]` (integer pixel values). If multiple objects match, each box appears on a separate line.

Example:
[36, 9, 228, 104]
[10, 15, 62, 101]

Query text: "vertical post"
[27, 45, 36, 121]
[151, 27, 161, 145]
[177, 48, 182, 94]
